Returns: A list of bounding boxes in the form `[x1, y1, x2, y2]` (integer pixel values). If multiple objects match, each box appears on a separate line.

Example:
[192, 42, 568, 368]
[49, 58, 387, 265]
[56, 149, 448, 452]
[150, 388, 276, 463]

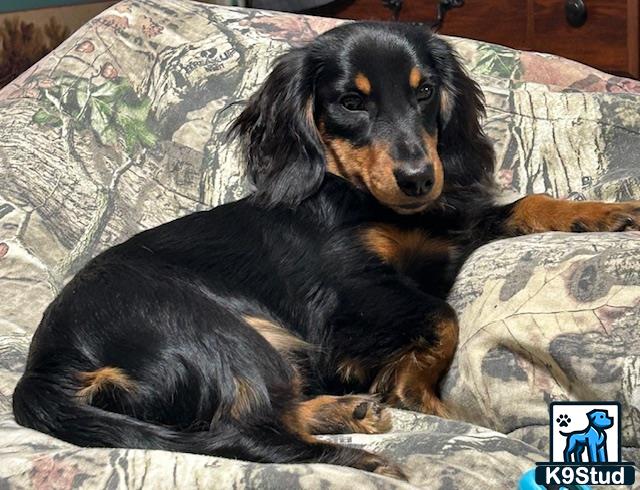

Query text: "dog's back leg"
[15, 262, 404, 477]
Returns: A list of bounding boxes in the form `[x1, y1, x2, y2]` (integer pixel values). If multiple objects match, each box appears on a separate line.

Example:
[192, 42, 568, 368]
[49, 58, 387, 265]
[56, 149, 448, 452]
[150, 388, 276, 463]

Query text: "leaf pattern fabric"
[1, 0, 639, 488]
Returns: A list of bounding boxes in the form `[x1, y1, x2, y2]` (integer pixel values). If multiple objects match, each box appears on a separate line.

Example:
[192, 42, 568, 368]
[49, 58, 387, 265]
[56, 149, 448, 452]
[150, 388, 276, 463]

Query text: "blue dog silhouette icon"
[562, 409, 614, 463]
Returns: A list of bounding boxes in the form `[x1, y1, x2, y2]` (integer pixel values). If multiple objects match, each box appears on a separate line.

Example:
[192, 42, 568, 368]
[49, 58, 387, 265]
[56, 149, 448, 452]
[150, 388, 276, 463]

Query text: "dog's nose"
[393, 163, 434, 197]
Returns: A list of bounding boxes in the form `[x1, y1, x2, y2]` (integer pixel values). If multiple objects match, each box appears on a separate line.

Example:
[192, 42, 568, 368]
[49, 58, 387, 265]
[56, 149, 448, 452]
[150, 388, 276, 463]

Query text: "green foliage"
[33, 108, 61, 127]
[32, 76, 157, 152]
[474, 43, 521, 80]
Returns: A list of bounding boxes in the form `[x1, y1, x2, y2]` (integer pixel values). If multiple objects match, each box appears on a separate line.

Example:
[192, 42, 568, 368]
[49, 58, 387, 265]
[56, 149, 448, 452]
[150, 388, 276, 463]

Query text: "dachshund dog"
[13, 22, 640, 479]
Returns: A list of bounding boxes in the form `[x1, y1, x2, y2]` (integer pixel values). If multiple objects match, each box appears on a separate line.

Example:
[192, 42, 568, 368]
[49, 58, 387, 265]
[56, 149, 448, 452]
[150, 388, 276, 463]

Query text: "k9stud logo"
[552, 402, 618, 464]
[535, 402, 635, 486]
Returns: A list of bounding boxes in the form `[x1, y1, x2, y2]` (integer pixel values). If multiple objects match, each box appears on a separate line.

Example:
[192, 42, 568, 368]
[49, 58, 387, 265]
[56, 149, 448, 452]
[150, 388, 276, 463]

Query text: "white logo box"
[550, 402, 620, 463]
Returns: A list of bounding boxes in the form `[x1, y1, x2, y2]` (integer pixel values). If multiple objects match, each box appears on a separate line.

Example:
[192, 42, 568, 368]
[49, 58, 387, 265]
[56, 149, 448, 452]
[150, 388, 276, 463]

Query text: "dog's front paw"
[570, 201, 640, 232]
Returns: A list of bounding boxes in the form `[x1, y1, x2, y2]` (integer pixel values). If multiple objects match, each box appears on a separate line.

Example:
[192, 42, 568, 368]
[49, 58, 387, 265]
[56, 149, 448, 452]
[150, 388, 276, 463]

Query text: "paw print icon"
[556, 414, 571, 427]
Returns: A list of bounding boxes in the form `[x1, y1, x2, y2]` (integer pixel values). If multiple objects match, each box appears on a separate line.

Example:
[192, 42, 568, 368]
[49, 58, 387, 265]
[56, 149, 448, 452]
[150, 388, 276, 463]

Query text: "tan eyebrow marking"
[409, 67, 421, 89]
[354, 72, 371, 95]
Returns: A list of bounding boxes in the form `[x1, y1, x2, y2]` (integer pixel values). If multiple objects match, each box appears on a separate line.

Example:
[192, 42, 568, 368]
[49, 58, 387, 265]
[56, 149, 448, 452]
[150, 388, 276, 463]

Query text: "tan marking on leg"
[354, 72, 371, 95]
[244, 315, 310, 353]
[77, 367, 134, 402]
[508, 195, 640, 234]
[409, 66, 421, 89]
[370, 312, 458, 417]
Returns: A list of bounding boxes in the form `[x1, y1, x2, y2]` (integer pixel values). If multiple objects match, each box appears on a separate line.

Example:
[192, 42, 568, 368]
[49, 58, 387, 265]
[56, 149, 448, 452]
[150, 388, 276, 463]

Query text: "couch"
[1, 0, 639, 488]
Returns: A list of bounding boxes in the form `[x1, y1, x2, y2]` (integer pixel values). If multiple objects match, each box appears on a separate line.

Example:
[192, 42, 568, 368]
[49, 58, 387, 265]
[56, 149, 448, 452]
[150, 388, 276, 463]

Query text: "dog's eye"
[417, 83, 434, 102]
[340, 93, 365, 112]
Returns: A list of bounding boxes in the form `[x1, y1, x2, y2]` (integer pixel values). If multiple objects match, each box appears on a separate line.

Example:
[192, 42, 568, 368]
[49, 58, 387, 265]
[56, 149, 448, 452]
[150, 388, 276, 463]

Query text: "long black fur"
[13, 22, 549, 473]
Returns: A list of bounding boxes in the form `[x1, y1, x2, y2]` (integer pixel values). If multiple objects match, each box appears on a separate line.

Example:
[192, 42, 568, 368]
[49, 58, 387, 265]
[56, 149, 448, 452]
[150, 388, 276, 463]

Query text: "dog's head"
[231, 22, 494, 214]
[588, 410, 614, 430]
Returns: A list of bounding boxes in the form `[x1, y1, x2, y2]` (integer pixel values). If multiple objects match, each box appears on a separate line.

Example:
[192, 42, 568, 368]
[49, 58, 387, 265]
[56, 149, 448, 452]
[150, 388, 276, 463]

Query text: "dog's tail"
[12, 371, 383, 469]
[13, 372, 244, 456]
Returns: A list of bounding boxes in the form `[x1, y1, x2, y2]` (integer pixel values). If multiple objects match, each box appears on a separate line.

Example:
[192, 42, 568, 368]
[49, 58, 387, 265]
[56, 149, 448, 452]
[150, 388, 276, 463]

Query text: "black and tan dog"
[13, 22, 640, 478]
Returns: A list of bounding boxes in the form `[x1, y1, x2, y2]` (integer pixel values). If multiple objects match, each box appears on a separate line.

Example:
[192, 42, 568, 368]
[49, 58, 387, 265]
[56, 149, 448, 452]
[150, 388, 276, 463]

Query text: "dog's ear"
[229, 47, 325, 208]
[429, 37, 495, 185]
